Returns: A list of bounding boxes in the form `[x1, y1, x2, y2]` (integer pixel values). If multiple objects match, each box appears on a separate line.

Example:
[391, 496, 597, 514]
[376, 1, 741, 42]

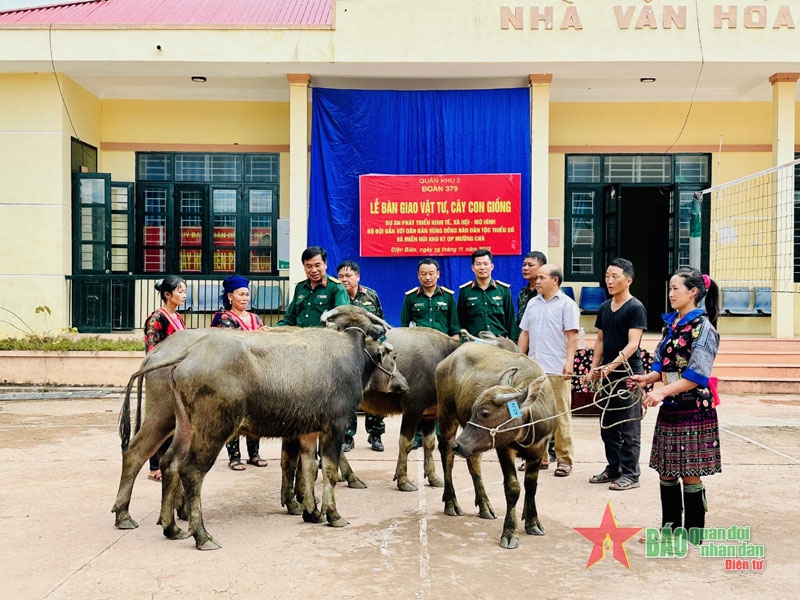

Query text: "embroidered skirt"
[649, 399, 722, 477]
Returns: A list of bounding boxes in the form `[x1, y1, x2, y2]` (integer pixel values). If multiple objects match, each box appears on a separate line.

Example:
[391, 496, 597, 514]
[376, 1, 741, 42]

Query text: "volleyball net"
[699, 158, 799, 295]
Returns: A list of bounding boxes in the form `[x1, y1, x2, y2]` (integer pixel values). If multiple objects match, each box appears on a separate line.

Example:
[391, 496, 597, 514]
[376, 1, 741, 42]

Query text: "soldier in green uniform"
[276, 246, 350, 327]
[457, 249, 518, 340]
[400, 258, 460, 338]
[517, 250, 547, 327]
[400, 257, 459, 449]
[337, 259, 387, 453]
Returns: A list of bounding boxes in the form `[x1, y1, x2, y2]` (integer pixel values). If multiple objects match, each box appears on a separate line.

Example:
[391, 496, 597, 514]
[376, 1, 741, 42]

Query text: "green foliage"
[0, 335, 144, 352]
[0, 305, 144, 352]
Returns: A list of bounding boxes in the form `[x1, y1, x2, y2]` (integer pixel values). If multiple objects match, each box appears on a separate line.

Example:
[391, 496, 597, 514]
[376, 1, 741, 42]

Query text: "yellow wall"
[0, 74, 102, 334]
[101, 100, 289, 145]
[99, 98, 293, 213]
[551, 102, 773, 147]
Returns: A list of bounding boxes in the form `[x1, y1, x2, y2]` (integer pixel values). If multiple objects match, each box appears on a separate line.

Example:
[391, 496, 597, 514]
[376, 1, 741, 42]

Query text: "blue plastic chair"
[721, 287, 755, 316]
[561, 286, 575, 301]
[579, 286, 606, 314]
[196, 281, 222, 312]
[251, 286, 283, 312]
[754, 286, 772, 315]
[181, 283, 195, 311]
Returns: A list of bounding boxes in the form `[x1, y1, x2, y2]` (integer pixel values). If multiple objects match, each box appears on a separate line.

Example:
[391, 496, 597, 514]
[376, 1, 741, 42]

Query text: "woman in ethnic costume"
[629, 268, 721, 545]
[143, 275, 188, 481]
[211, 275, 268, 471]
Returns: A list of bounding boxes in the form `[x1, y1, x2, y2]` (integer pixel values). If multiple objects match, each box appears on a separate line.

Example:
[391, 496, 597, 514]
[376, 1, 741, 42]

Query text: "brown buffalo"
[436, 343, 556, 549]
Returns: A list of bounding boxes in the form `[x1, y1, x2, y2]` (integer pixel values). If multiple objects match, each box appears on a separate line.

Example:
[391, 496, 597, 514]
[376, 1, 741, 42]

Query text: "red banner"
[144, 225, 165, 246]
[180, 226, 202, 246]
[359, 174, 521, 257]
[213, 227, 236, 247]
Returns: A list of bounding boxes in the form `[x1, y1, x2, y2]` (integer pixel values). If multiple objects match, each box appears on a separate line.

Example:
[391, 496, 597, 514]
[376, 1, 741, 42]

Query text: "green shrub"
[0, 305, 144, 351]
[0, 335, 144, 352]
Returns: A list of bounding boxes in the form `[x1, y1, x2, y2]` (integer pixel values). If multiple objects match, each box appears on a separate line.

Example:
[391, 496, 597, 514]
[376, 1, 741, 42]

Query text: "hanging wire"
[663, 0, 704, 154]
[49, 22, 79, 141]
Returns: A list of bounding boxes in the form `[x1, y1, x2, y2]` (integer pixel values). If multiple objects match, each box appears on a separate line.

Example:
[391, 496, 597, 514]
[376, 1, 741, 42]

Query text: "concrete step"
[716, 378, 800, 395]
[714, 338, 799, 394]
[714, 351, 799, 365]
[717, 338, 800, 352]
[712, 364, 800, 379]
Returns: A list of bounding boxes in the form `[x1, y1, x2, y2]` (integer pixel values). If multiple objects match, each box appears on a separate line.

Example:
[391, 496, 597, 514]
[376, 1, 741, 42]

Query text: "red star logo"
[574, 502, 641, 569]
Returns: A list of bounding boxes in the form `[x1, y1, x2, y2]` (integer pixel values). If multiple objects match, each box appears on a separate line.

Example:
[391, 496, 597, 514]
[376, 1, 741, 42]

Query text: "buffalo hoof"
[525, 521, 546, 536]
[478, 508, 497, 520]
[346, 476, 367, 489]
[285, 499, 304, 516]
[114, 514, 139, 530]
[427, 474, 444, 488]
[327, 516, 348, 528]
[302, 509, 325, 524]
[500, 534, 520, 550]
[443, 501, 463, 517]
[177, 506, 189, 522]
[397, 478, 418, 492]
[196, 537, 221, 551]
[162, 523, 190, 540]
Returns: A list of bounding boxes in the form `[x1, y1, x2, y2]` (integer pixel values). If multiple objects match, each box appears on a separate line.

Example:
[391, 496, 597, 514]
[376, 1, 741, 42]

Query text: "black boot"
[368, 434, 384, 452]
[342, 435, 354, 453]
[684, 483, 706, 546]
[660, 479, 683, 530]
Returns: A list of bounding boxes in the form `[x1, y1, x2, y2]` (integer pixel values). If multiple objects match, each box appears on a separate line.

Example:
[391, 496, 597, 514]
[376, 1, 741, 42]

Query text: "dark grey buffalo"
[319, 310, 520, 493]
[320, 314, 460, 491]
[436, 343, 556, 549]
[111, 309, 407, 550]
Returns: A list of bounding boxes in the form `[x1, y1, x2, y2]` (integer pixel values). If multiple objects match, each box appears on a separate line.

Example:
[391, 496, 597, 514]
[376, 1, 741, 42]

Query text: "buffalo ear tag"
[507, 400, 522, 418]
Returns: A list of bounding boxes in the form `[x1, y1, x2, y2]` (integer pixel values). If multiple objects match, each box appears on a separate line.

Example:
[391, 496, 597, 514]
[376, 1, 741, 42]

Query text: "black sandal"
[228, 459, 246, 471]
[588, 470, 618, 484]
[246, 455, 268, 467]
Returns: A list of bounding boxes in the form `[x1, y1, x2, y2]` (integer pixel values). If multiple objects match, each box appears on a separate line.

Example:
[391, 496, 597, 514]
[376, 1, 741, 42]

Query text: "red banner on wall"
[359, 174, 521, 257]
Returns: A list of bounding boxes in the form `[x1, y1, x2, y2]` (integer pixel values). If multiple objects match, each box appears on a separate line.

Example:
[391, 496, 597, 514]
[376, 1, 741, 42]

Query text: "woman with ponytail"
[143, 275, 188, 481]
[629, 268, 721, 547]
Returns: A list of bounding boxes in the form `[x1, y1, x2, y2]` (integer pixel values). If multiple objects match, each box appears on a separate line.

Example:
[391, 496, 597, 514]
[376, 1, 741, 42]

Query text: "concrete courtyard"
[0, 387, 798, 599]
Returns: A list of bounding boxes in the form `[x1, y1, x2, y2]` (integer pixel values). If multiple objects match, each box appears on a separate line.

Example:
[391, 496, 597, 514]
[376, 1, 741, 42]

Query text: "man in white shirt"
[518, 263, 580, 477]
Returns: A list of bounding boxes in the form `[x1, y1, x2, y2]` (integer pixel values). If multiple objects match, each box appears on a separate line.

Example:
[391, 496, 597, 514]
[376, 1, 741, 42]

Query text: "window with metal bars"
[135, 152, 279, 276]
[564, 154, 710, 281]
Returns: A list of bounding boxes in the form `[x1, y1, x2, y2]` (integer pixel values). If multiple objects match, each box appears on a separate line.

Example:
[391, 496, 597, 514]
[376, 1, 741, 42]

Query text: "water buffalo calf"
[436, 343, 556, 549]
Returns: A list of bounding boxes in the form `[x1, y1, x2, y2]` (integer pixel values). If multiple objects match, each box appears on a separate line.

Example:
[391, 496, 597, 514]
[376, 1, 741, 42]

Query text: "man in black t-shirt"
[585, 258, 648, 491]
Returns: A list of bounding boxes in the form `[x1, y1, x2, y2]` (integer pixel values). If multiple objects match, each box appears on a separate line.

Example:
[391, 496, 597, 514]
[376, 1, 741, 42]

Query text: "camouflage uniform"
[457, 279, 519, 340]
[345, 285, 386, 440]
[276, 275, 350, 327]
[399, 286, 460, 336]
[516, 285, 538, 327]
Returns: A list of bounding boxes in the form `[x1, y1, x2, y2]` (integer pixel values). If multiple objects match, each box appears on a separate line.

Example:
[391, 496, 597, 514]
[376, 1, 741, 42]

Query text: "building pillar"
[286, 74, 311, 285]
[529, 74, 552, 254]
[769, 73, 798, 338]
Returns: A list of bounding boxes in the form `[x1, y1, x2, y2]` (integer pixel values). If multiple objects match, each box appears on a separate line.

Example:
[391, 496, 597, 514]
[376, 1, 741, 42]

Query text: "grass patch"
[0, 336, 144, 352]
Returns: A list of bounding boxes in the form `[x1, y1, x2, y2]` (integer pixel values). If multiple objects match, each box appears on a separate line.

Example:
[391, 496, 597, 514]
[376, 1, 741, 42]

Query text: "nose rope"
[462, 353, 648, 446]
[343, 326, 398, 378]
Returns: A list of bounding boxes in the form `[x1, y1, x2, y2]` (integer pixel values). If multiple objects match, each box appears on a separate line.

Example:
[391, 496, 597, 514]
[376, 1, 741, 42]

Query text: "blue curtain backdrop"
[308, 87, 531, 325]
